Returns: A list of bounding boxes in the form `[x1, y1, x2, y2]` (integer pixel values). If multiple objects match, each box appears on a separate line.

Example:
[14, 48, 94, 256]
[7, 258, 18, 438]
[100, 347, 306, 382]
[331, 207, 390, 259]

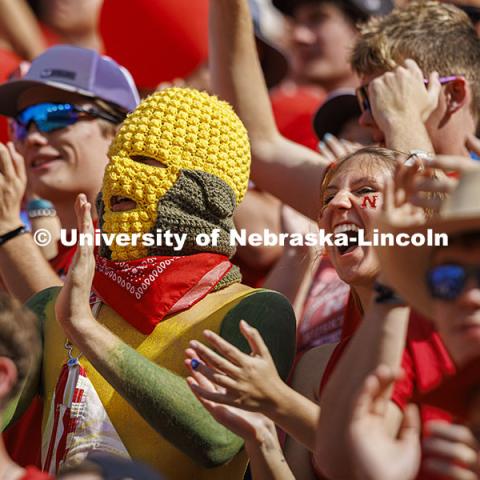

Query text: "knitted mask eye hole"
[131, 155, 167, 169]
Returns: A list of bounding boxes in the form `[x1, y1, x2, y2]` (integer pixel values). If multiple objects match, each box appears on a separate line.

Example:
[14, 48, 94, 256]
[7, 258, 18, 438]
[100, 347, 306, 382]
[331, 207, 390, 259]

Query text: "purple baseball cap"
[0, 45, 140, 117]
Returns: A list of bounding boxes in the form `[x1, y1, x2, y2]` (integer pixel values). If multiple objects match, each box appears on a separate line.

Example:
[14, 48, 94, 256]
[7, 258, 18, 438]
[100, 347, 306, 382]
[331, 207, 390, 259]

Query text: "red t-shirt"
[270, 82, 326, 152]
[318, 293, 456, 479]
[320, 308, 456, 419]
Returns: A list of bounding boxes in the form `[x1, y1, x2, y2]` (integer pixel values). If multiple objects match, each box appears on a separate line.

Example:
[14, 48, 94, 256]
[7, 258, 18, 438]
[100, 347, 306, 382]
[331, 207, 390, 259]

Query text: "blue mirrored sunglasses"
[13, 102, 122, 141]
[426, 264, 480, 301]
[355, 76, 461, 114]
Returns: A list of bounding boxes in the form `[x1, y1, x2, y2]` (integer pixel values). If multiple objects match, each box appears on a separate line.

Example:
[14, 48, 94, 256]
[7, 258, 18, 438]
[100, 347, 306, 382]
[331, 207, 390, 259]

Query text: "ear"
[444, 77, 469, 115]
[0, 357, 18, 403]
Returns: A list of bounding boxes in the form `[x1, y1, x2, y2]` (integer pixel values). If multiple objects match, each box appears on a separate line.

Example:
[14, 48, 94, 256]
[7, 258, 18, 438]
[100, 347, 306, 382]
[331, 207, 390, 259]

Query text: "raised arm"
[314, 163, 428, 478]
[369, 60, 439, 153]
[0, 143, 62, 302]
[187, 365, 295, 480]
[209, 0, 330, 220]
[315, 300, 410, 478]
[186, 321, 320, 452]
[0, 0, 46, 60]
[54, 195, 244, 467]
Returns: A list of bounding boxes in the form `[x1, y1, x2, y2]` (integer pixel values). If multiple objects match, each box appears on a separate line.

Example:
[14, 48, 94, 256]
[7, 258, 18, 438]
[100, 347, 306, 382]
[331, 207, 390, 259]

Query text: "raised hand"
[403, 150, 480, 212]
[369, 59, 441, 135]
[186, 359, 273, 443]
[55, 194, 96, 337]
[0, 142, 27, 233]
[349, 365, 421, 480]
[378, 156, 426, 229]
[318, 134, 362, 163]
[423, 422, 480, 480]
[185, 320, 286, 415]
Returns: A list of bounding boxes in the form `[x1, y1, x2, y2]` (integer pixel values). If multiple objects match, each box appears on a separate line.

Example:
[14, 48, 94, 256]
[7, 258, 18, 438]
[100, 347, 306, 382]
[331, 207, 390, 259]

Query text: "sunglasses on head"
[426, 264, 480, 301]
[355, 76, 461, 114]
[13, 102, 123, 141]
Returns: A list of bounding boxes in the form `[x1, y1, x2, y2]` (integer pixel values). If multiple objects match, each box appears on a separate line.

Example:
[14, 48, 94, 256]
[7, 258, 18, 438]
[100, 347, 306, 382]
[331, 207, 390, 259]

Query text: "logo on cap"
[40, 69, 77, 80]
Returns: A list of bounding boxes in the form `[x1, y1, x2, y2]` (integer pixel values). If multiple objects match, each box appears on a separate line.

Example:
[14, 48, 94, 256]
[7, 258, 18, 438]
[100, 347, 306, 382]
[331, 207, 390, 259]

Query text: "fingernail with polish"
[191, 359, 200, 370]
[324, 133, 333, 140]
[319, 141, 326, 149]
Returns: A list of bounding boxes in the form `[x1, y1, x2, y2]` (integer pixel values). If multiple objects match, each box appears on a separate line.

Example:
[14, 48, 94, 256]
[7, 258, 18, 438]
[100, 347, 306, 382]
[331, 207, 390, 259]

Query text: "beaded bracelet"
[28, 208, 57, 219]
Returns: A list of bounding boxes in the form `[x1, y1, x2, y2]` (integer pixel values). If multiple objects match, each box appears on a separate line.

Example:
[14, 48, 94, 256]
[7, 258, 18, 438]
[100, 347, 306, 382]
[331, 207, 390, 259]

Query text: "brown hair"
[0, 293, 40, 407]
[351, 1, 480, 119]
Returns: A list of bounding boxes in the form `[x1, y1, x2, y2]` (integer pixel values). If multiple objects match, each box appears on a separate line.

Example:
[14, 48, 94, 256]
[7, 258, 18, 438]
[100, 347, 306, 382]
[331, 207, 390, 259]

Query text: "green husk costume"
[13, 88, 296, 479]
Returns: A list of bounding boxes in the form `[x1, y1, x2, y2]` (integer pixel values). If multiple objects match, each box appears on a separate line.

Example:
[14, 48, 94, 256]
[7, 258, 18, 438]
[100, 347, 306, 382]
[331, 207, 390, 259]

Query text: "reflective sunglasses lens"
[427, 264, 466, 300]
[15, 103, 78, 138]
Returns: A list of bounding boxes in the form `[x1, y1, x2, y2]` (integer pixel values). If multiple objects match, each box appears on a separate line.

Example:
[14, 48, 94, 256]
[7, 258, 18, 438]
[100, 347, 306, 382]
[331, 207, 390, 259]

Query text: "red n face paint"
[361, 195, 378, 209]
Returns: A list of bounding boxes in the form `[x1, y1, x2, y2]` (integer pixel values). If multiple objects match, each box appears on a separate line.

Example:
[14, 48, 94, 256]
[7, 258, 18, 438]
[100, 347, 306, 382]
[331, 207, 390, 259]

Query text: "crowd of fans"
[0, 0, 480, 479]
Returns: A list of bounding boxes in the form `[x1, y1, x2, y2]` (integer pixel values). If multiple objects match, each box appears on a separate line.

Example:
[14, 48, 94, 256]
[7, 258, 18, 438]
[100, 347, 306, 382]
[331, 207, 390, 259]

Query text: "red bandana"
[93, 253, 233, 334]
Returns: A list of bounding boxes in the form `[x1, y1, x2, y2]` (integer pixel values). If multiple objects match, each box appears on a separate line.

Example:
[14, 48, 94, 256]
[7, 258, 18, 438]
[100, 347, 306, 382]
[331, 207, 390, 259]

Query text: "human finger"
[427, 422, 479, 450]
[399, 404, 421, 444]
[6, 142, 26, 181]
[381, 177, 395, 214]
[425, 155, 478, 173]
[202, 329, 247, 366]
[409, 193, 443, 212]
[423, 458, 477, 480]
[189, 338, 242, 375]
[187, 376, 239, 407]
[239, 320, 272, 358]
[323, 133, 349, 159]
[317, 141, 336, 162]
[0, 143, 15, 179]
[423, 437, 478, 467]
[412, 175, 457, 195]
[185, 356, 239, 391]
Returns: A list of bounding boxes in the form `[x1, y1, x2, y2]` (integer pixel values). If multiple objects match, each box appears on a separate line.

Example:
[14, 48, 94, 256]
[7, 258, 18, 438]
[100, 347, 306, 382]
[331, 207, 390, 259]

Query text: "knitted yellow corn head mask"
[99, 88, 251, 261]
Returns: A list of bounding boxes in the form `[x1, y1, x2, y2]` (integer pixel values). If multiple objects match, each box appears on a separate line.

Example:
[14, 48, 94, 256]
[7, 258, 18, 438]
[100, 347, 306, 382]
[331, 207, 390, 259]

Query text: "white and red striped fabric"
[41, 357, 129, 474]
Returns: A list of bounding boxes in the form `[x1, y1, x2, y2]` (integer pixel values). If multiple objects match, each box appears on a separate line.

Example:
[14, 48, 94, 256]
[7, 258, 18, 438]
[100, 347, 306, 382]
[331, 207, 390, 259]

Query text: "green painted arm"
[73, 289, 295, 468]
[2, 287, 58, 430]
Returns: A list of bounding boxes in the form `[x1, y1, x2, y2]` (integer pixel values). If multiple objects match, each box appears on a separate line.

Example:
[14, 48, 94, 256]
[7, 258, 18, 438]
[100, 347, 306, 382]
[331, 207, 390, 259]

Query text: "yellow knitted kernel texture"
[102, 88, 251, 261]
[102, 156, 179, 261]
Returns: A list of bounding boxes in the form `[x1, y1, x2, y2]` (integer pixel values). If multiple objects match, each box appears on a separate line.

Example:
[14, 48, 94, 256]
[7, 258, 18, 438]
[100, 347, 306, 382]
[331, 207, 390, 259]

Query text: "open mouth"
[334, 223, 360, 255]
[110, 195, 137, 212]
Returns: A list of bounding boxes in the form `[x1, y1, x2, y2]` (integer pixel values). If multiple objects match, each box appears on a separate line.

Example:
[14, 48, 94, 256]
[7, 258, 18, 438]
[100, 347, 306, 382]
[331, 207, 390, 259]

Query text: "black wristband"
[0, 225, 28, 247]
[374, 281, 406, 305]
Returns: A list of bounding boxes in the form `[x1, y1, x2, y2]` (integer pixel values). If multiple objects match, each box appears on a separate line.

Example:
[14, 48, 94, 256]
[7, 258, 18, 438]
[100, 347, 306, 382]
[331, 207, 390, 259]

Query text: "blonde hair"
[319, 146, 443, 219]
[351, 1, 480, 118]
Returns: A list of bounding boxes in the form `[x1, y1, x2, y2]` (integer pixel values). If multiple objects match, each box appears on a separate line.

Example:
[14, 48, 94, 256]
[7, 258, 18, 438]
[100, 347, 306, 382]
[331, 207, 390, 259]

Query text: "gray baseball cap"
[0, 45, 140, 117]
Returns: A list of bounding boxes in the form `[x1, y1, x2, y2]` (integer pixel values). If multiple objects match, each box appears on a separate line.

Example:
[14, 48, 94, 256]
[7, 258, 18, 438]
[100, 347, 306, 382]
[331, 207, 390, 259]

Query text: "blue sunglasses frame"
[13, 102, 122, 140]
